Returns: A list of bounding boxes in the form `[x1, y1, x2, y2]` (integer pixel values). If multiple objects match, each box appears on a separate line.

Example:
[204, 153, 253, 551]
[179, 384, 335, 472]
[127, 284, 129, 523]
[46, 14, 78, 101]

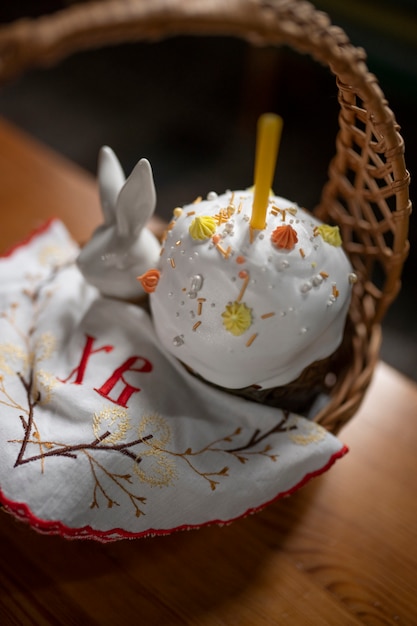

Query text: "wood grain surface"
[0, 118, 416, 625]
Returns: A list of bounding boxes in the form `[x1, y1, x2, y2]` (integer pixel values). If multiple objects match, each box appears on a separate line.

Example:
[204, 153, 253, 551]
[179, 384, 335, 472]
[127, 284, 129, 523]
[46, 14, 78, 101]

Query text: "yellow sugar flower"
[221, 301, 252, 336]
[189, 216, 217, 240]
[316, 224, 342, 247]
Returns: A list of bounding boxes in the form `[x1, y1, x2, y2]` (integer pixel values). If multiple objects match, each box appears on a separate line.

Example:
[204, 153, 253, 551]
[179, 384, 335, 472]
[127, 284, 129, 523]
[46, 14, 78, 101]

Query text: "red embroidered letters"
[95, 356, 153, 408]
[58, 334, 114, 384]
[60, 334, 153, 407]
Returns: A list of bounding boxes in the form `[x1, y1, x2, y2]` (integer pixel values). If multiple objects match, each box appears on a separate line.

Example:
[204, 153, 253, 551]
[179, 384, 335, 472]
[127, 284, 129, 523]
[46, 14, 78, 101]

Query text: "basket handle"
[0, 0, 410, 323]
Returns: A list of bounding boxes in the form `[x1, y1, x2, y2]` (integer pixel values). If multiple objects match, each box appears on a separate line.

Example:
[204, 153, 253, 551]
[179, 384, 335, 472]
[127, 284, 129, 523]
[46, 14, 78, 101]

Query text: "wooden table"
[0, 117, 416, 625]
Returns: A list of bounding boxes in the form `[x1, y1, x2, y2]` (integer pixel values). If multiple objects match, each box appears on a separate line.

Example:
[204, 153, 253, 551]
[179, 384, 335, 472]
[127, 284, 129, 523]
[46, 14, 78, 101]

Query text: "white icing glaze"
[150, 191, 354, 389]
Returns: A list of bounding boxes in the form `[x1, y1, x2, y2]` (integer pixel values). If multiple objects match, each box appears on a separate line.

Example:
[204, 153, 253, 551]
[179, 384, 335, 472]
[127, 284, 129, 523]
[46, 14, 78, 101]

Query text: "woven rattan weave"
[0, 0, 411, 433]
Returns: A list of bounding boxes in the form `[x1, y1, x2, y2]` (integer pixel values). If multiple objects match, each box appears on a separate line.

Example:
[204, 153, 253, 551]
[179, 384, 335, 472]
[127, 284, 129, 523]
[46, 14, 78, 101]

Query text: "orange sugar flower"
[271, 224, 298, 250]
[137, 268, 161, 293]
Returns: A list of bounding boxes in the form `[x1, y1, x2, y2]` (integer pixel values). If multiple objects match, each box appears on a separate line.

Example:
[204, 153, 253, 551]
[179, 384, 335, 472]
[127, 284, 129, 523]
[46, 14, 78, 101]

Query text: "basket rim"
[0, 0, 411, 433]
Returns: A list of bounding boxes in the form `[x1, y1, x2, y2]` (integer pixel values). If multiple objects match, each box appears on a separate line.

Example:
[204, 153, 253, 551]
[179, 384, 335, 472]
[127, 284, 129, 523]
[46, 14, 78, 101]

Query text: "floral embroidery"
[134, 413, 177, 487]
[38, 244, 74, 267]
[289, 419, 327, 445]
[93, 406, 131, 445]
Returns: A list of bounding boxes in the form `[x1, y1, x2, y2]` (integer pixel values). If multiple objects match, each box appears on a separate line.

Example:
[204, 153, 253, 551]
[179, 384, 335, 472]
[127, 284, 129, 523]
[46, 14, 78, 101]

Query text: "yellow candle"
[250, 113, 283, 230]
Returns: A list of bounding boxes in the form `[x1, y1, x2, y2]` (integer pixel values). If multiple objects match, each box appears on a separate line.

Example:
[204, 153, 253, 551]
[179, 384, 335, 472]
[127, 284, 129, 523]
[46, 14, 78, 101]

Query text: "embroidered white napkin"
[0, 220, 347, 541]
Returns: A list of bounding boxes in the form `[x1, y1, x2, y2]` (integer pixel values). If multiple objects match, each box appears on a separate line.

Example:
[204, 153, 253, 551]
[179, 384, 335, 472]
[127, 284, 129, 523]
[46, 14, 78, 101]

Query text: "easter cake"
[147, 190, 355, 393]
[140, 114, 356, 406]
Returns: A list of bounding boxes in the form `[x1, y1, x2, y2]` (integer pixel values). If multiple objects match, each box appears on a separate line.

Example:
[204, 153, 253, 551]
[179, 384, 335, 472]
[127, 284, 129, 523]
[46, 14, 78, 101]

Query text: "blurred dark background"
[0, 1, 416, 380]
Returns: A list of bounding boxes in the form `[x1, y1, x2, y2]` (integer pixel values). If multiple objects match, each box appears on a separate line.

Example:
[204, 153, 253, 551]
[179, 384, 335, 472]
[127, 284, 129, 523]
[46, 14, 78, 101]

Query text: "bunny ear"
[116, 158, 156, 237]
[98, 146, 126, 224]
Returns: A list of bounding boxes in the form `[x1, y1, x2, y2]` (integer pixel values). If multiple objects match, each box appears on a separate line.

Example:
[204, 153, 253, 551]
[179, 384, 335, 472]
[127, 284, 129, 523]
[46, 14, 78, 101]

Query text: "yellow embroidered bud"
[189, 216, 217, 241]
[315, 224, 342, 247]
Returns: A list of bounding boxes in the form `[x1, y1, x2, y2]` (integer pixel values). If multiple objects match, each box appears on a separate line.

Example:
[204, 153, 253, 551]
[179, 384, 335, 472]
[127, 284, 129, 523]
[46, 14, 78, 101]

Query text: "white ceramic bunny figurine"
[77, 146, 161, 300]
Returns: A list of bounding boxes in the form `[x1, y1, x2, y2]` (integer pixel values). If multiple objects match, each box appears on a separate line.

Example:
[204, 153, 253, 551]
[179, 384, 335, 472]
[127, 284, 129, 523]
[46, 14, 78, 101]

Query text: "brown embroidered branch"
[224, 412, 296, 453]
[25, 259, 74, 312]
[180, 412, 296, 458]
[0, 375, 28, 414]
[1, 260, 72, 463]
[3, 261, 71, 356]
[12, 431, 154, 467]
[14, 370, 39, 467]
[218, 413, 297, 464]
[164, 450, 229, 491]
[145, 412, 297, 490]
[86, 452, 147, 517]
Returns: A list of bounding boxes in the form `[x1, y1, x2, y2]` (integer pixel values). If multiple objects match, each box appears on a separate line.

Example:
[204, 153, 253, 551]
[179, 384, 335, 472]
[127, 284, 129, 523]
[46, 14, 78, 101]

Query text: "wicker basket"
[0, 0, 411, 433]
